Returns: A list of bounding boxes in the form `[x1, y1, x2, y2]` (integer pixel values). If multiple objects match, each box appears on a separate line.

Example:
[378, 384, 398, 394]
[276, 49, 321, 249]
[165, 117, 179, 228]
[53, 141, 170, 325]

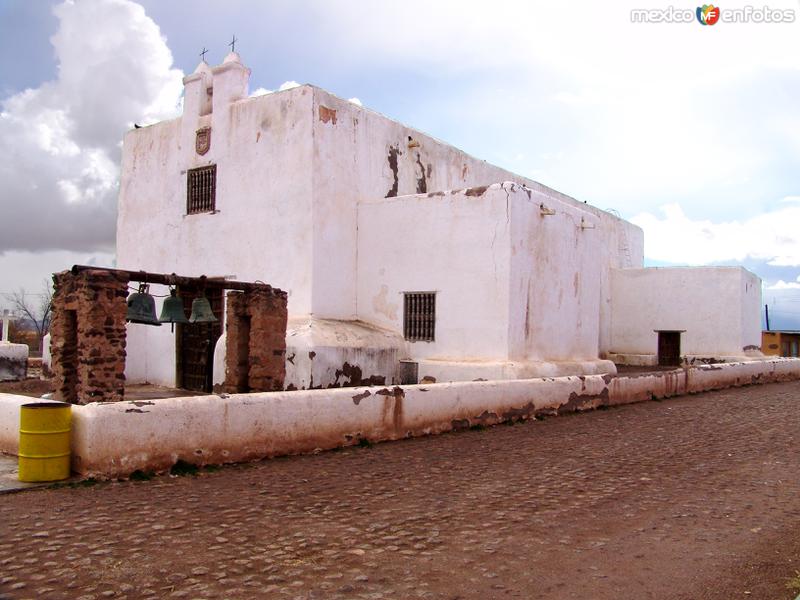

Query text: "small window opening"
[187, 165, 217, 214]
[404, 292, 436, 342]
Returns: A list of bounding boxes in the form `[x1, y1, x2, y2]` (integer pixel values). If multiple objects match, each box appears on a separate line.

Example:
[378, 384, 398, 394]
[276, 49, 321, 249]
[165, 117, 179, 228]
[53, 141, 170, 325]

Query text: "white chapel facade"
[115, 53, 763, 391]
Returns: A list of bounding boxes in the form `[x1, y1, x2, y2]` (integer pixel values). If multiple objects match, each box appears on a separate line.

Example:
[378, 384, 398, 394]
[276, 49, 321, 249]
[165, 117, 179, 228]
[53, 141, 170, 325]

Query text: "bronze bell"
[189, 294, 218, 323]
[126, 284, 162, 326]
[159, 289, 189, 325]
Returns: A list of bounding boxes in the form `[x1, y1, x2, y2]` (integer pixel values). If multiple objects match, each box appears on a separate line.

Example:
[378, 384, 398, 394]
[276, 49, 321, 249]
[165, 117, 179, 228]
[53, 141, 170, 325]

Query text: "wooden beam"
[69, 265, 285, 296]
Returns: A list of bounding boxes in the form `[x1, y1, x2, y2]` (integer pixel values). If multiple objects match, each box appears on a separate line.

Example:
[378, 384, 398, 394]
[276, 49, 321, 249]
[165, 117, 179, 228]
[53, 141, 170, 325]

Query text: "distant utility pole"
[765, 304, 770, 331]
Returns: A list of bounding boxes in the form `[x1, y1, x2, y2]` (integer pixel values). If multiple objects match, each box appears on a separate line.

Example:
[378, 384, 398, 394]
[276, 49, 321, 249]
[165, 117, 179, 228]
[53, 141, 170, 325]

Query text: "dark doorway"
[232, 314, 251, 393]
[61, 310, 79, 403]
[176, 288, 224, 392]
[657, 330, 682, 366]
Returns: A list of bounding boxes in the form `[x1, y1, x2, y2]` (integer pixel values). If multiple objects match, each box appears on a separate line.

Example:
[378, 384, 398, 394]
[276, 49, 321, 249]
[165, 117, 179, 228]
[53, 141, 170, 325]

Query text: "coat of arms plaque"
[196, 127, 211, 155]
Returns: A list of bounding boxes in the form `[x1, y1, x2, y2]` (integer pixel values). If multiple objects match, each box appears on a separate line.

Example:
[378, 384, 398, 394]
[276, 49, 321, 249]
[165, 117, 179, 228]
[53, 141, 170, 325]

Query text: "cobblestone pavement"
[2, 381, 800, 600]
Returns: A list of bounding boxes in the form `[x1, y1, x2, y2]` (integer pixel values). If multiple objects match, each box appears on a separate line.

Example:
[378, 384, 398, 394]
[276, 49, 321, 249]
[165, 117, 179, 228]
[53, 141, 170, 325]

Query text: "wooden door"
[176, 288, 223, 392]
[657, 331, 681, 366]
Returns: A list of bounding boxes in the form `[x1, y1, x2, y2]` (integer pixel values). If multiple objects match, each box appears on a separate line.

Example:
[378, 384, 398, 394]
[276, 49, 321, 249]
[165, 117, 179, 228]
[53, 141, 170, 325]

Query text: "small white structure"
[0, 310, 28, 381]
[115, 53, 763, 391]
[609, 267, 763, 365]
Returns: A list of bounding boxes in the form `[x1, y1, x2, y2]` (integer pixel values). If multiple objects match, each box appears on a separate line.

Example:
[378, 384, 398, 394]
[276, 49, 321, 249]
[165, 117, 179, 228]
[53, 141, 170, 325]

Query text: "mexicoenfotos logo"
[696, 4, 721, 24]
[631, 4, 796, 23]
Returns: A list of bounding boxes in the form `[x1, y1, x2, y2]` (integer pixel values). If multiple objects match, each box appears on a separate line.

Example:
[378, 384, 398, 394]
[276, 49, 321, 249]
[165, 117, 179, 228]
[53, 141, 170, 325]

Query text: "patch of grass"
[469, 423, 487, 431]
[169, 460, 199, 477]
[129, 470, 153, 481]
[358, 437, 373, 448]
[202, 464, 220, 473]
[786, 571, 800, 594]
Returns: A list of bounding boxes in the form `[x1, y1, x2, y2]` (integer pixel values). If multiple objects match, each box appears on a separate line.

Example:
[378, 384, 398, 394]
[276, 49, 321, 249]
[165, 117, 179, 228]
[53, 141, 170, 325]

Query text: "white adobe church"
[115, 52, 764, 392]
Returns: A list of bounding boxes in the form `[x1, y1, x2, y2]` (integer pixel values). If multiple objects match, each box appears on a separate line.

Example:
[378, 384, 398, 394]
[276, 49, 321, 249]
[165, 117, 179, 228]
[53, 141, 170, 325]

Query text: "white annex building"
[115, 53, 764, 392]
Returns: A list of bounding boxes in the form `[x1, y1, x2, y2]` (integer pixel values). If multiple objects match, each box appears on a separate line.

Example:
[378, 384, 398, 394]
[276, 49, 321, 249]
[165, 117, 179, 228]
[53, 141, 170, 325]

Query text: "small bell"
[189, 294, 218, 323]
[126, 284, 162, 326]
[159, 289, 189, 324]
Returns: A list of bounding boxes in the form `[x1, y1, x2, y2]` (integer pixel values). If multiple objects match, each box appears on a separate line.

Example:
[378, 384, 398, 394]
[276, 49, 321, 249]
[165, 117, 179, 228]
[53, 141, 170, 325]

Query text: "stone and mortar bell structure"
[48, 267, 287, 404]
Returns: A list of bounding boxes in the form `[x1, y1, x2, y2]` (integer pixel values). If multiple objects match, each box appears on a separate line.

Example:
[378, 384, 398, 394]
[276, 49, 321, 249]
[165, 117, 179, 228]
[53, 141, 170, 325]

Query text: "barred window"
[187, 165, 217, 214]
[404, 292, 436, 342]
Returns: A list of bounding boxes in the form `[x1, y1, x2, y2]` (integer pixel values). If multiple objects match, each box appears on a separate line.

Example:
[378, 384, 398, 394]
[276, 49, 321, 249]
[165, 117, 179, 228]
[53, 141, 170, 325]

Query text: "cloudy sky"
[1, 0, 799, 326]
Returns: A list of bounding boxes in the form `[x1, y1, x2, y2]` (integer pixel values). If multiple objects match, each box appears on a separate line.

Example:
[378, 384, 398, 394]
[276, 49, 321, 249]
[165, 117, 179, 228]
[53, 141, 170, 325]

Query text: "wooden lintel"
[69, 265, 285, 296]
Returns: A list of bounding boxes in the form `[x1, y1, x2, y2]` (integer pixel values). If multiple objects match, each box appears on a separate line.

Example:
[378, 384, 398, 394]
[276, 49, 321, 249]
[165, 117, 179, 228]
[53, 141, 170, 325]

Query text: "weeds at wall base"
[47, 477, 99, 490]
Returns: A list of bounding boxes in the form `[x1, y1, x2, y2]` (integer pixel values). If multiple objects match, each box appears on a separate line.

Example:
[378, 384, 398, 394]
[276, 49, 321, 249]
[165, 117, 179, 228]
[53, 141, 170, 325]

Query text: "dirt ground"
[2, 381, 800, 599]
[0, 378, 52, 397]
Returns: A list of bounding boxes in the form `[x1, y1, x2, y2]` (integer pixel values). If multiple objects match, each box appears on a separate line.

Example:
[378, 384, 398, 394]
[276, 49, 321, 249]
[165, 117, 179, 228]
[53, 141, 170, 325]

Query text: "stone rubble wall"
[224, 288, 288, 393]
[50, 270, 129, 404]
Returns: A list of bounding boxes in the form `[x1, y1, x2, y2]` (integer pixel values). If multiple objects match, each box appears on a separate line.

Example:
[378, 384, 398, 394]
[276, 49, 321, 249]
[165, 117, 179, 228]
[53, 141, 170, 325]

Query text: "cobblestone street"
[2, 381, 800, 600]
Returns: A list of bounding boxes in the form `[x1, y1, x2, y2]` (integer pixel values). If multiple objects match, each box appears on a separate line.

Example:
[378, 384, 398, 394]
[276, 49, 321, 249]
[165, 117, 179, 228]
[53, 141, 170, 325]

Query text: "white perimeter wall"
[4, 359, 799, 479]
[610, 267, 761, 356]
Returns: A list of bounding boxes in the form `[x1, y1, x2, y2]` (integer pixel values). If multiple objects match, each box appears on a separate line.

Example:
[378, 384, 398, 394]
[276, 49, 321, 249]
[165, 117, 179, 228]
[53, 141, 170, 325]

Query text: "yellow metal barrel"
[18, 402, 72, 482]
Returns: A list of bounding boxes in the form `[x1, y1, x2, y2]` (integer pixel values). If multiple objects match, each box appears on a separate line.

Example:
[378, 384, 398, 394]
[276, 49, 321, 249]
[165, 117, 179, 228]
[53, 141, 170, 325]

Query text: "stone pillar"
[51, 270, 129, 404]
[224, 291, 250, 392]
[224, 287, 288, 393]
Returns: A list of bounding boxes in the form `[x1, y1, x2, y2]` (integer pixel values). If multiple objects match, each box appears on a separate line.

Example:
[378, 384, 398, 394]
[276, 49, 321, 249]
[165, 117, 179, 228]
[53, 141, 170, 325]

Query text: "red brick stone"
[224, 289, 287, 393]
[50, 270, 128, 404]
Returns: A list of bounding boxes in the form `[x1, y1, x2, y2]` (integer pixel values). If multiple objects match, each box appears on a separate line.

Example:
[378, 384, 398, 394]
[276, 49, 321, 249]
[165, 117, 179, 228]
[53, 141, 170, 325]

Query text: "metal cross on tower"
[228, 35, 237, 53]
[200, 47, 208, 62]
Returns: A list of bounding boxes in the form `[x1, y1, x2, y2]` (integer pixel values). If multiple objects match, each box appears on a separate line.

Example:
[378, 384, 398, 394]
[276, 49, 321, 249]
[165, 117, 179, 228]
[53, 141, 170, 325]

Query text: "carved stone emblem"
[195, 127, 211, 155]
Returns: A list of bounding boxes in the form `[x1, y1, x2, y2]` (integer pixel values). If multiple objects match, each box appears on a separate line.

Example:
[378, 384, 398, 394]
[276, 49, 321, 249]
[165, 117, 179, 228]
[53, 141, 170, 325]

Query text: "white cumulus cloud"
[767, 276, 800, 290]
[0, 0, 183, 254]
[632, 202, 800, 267]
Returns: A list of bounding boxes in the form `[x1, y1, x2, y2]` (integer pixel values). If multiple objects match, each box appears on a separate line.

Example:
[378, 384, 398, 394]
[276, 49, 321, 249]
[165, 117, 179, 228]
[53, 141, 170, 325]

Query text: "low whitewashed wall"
[1, 359, 799, 478]
[0, 342, 29, 382]
[0, 394, 45, 455]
